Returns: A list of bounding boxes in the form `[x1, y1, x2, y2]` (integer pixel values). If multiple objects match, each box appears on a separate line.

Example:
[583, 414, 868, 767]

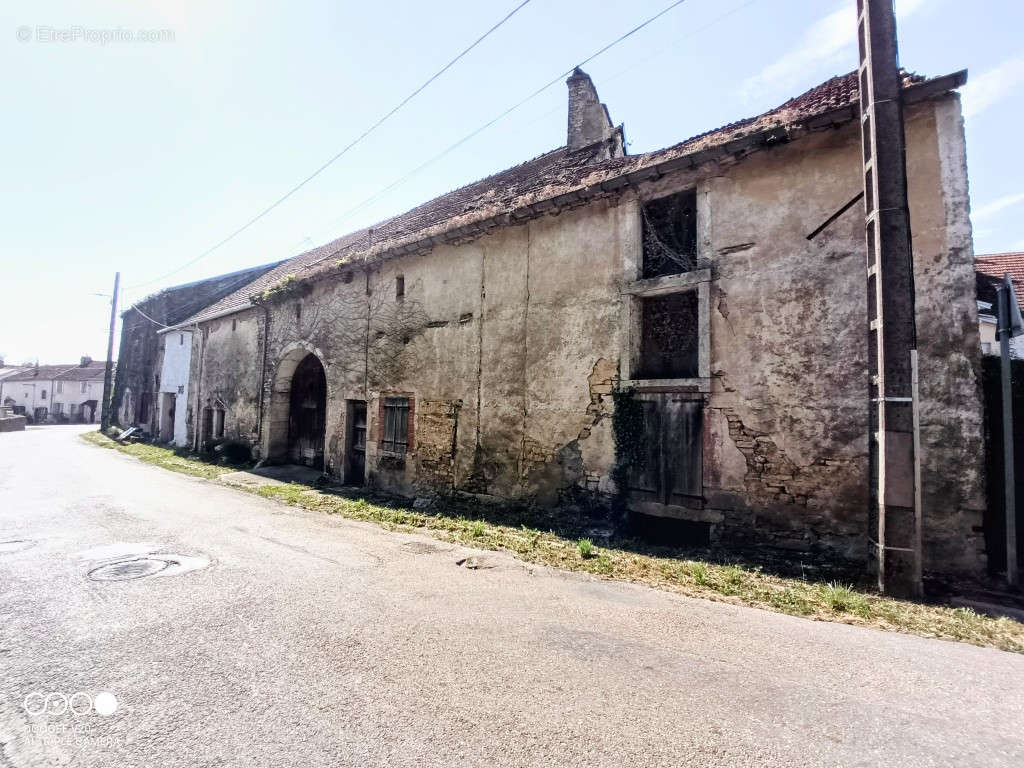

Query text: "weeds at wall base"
[80, 429, 1024, 654]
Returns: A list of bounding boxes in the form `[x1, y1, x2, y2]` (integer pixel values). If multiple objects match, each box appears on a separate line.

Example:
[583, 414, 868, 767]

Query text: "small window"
[638, 291, 699, 379]
[642, 189, 697, 278]
[296, 303, 302, 320]
[41, 389, 47, 400]
[381, 397, 410, 454]
[232, 319, 237, 332]
[179, 333, 184, 346]
[80, 381, 87, 393]
[56, 381, 63, 393]
[395, 275, 405, 301]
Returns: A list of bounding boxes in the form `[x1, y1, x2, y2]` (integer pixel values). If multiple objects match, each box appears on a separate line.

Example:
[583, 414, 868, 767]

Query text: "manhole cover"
[88, 557, 173, 582]
[0, 540, 33, 554]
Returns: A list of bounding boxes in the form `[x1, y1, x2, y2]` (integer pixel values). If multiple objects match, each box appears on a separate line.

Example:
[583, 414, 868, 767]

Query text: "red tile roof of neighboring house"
[3, 363, 106, 383]
[175, 68, 960, 328]
[54, 364, 107, 382]
[977, 252, 1024, 304]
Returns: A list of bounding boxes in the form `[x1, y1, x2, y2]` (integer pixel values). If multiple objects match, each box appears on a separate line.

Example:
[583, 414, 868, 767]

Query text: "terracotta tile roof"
[54, 364, 107, 382]
[177, 69, 953, 325]
[977, 252, 1024, 305]
[3, 364, 103, 383]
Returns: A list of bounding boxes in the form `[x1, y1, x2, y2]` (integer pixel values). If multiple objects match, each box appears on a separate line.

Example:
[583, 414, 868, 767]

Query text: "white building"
[155, 329, 193, 446]
[0, 358, 106, 423]
[52, 362, 106, 423]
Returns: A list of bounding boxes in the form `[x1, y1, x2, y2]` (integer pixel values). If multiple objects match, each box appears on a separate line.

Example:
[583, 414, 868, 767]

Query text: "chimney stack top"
[566, 68, 625, 158]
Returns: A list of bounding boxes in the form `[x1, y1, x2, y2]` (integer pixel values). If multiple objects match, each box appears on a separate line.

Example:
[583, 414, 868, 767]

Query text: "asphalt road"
[1, 426, 1022, 767]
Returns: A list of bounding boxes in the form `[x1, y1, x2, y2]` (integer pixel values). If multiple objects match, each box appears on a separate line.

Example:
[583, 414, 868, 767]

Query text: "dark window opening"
[214, 408, 225, 439]
[41, 389, 47, 400]
[638, 291, 699, 379]
[341, 271, 354, 284]
[179, 333, 184, 345]
[395, 275, 405, 301]
[295, 303, 302, 320]
[642, 189, 697, 278]
[381, 397, 410, 454]
[232, 319, 237, 332]
[202, 407, 213, 442]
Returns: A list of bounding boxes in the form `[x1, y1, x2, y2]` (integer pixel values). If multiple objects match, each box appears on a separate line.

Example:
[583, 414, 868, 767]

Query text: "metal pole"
[997, 283, 1019, 586]
[100, 272, 120, 432]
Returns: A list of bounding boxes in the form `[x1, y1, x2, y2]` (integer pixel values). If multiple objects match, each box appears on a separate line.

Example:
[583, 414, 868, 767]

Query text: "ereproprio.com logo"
[22, 691, 118, 717]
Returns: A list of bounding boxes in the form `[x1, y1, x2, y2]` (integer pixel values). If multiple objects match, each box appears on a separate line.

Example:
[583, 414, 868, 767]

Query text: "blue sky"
[1, 0, 1022, 364]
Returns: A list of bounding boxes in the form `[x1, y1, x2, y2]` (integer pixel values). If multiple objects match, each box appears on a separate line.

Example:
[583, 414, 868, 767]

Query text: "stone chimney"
[566, 68, 625, 158]
[80, 356, 93, 367]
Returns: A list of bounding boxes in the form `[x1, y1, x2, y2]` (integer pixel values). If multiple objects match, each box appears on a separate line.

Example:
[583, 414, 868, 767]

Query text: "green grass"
[80, 430, 1024, 654]
[81, 430, 226, 480]
[819, 582, 873, 619]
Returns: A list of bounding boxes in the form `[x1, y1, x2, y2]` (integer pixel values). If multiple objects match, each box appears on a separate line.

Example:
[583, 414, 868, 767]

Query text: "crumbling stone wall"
[191, 309, 264, 448]
[191, 94, 985, 577]
[113, 263, 277, 431]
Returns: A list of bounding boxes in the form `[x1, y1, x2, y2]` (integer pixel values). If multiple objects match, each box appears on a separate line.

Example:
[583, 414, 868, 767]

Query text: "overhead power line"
[318, 0, 696, 236]
[125, 0, 535, 293]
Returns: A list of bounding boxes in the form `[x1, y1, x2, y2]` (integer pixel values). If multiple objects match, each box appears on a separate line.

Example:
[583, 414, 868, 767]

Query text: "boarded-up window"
[642, 189, 697, 278]
[637, 291, 699, 379]
[628, 394, 703, 509]
[381, 397, 410, 454]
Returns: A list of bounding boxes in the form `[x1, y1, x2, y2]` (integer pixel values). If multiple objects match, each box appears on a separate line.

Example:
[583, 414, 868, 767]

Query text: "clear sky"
[1, 0, 1021, 364]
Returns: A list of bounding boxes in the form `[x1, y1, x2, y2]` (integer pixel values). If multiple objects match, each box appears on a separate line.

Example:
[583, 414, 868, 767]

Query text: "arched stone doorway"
[265, 349, 328, 469]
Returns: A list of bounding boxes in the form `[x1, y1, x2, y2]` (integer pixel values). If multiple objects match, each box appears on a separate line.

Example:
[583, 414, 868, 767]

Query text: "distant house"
[112, 261, 282, 444]
[0, 358, 105, 423]
[976, 252, 1024, 357]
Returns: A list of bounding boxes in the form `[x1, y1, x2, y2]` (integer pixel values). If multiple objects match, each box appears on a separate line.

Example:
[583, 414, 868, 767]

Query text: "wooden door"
[627, 393, 703, 515]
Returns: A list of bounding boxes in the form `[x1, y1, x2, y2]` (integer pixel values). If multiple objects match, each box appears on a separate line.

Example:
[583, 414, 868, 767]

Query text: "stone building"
[113, 262, 281, 434]
[167, 67, 986, 577]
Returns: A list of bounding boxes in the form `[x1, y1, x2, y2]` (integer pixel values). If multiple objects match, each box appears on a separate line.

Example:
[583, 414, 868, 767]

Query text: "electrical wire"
[125, 0, 535, 292]
[316, 0, 695, 238]
[127, 0, 704, 324]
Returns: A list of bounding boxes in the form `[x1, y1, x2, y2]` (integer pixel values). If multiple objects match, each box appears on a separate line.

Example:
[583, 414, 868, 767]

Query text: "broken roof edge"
[271, 69, 967, 295]
[175, 68, 966, 325]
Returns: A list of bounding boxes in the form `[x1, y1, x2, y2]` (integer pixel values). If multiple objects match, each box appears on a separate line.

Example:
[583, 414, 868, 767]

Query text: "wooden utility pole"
[100, 272, 120, 432]
[856, 0, 922, 597]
